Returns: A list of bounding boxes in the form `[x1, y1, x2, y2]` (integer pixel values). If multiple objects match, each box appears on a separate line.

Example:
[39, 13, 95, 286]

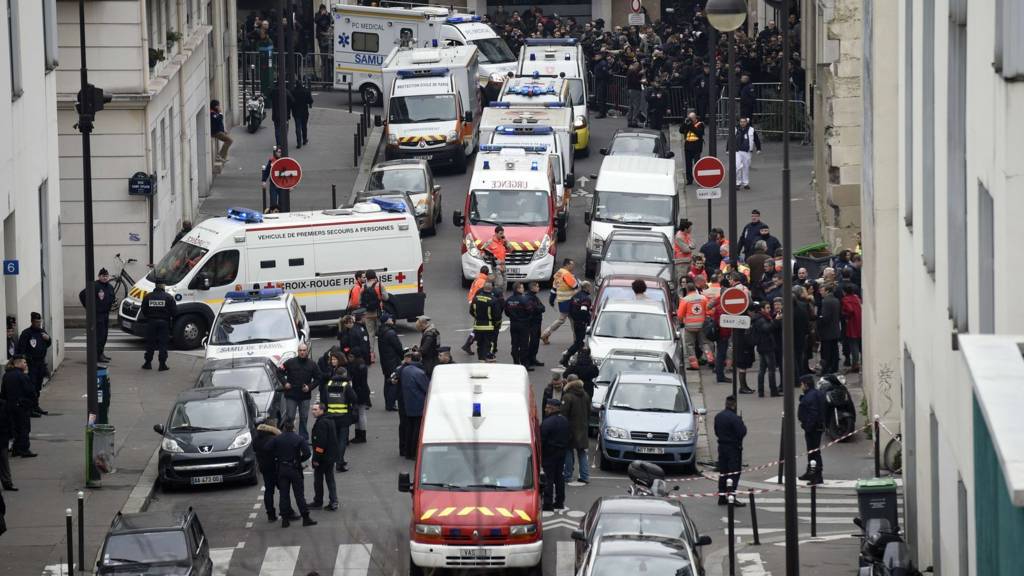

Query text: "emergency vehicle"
[584, 156, 679, 278]
[438, 14, 517, 99]
[495, 74, 571, 110]
[118, 204, 425, 349]
[204, 288, 309, 367]
[516, 38, 590, 154]
[398, 364, 543, 573]
[454, 145, 559, 286]
[382, 45, 481, 173]
[479, 106, 575, 240]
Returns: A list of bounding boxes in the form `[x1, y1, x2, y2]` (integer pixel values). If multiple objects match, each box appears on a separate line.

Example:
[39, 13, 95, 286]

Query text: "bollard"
[261, 165, 267, 211]
[873, 415, 881, 477]
[77, 491, 85, 572]
[65, 508, 74, 575]
[331, 184, 337, 208]
[777, 411, 785, 484]
[353, 133, 359, 167]
[726, 478, 735, 576]
[748, 489, 760, 545]
[348, 82, 353, 113]
[810, 461, 818, 537]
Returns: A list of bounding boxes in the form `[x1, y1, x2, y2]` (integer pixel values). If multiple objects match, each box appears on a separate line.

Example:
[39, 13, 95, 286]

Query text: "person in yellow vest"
[677, 282, 713, 370]
[541, 258, 579, 345]
[673, 219, 696, 278]
[461, 265, 492, 355]
[470, 280, 500, 362]
[681, 112, 705, 185]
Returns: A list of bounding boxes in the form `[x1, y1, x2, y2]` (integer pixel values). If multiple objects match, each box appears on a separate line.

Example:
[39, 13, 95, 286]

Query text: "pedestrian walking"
[504, 282, 532, 368]
[540, 398, 570, 511]
[17, 312, 51, 415]
[280, 343, 323, 441]
[626, 63, 644, 127]
[732, 117, 761, 189]
[816, 285, 842, 375]
[673, 219, 696, 279]
[739, 210, 769, 260]
[308, 403, 340, 510]
[525, 282, 546, 367]
[752, 301, 781, 397]
[79, 268, 116, 363]
[561, 376, 590, 485]
[470, 281, 500, 362]
[714, 395, 747, 506]
[798, 374, 826, 485]
[680, 112, 705, 185]
[377, 314, 403, 411]
[254, 418, 282, 521]
[415, 316, 440, 376]
[266, 420, 317, 527]
[0, 379, 18, 488]
[261, 146, 286, 210]
[290, 80, 313, 148]
[678, 282, 711, 370]
[541, 259, 578, 344]
[1, 355, 36, 458]
[399, 352, 429, 459]
[210, 100, 233, 162]
[560, 282, 593, 367]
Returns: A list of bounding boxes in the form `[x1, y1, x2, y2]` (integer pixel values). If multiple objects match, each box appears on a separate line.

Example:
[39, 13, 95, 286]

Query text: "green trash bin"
[856, 477, 899, 529]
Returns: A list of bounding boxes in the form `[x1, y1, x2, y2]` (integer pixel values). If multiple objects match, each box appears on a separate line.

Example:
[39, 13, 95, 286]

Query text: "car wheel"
[408, 554, 424, 576]
[172, 315, 207, 350]
[598, 442, 612, 471]
[360, 84, 382, 106]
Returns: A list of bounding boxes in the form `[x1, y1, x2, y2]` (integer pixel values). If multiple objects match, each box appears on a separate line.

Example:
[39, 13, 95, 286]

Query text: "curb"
[348, 124, 385, 206]
[670, 127, 690, 220]
[121, 445, 161, 514]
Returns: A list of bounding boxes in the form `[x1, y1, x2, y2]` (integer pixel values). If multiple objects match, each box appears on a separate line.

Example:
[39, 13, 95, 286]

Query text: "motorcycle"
[245, 92, 266, 133]
[625, 461, 679, 497]
[854, 517, 930, 576]
[818, 373, 857, 441]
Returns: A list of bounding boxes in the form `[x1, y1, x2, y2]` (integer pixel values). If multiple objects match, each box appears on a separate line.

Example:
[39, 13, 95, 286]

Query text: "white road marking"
[726, 527, 785, 536]
[333, 543, 373, 576]
[772, 533, 857, 546]
[41, 564, 71, 576]
[259, 546, 300, 576]
[798, 516, 857, 524]
[762, 476, 903, 488]
[211, 547, 235, 576]
[736, 551, 772, 575]
[556, 541, 575, 576]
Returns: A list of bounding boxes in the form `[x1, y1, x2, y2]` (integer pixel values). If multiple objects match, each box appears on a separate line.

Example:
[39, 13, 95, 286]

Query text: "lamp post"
[706, 26, 718, 235]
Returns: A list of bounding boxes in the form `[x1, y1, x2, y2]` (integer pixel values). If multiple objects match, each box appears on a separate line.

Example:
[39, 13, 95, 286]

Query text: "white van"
[205, 288, 310, 367]
[515, 38, 589, 154]
[438, 14, 517, 98]
[118, 205, 425, 349]
[584, 156, 679, 278]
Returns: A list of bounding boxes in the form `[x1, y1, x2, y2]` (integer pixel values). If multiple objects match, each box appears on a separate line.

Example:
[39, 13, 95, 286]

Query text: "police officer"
[254, 418, 282, 521]
[377, 314, 404, 411]
[18, 312, 51, 415]
[525, 282, 545, 367]
[308, 402, 340, 510]
[560, 282, 593, 367]
[79, 268, 116, 363]
[140, 283, 176, 371]
[470, 281, 499, 362]
[504, 282, 532, 368]
[540, 398, 570, 511]
[798, 374, 826, 485]
[266, 420, 317, 527]
[322, 370, 357, 472]
[714, 395, 747, 506]
[415, 316, 441, 376]
[349, 309, 371, 444]
[1, 355, 36, 457]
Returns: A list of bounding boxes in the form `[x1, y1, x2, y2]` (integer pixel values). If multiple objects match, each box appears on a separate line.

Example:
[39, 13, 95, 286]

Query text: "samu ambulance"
[454, 145, 559, 286]
[516, 38, 590, 155]
[398, 364, 542, 573]
[382, 45, 481, 173]
[118, 204, 425, 350]
[479, 106, 575, 240]
[437, 14, 517, 99]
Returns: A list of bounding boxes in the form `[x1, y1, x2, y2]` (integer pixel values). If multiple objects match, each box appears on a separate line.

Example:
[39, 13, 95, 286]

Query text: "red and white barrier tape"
[876, 419, 902, 446]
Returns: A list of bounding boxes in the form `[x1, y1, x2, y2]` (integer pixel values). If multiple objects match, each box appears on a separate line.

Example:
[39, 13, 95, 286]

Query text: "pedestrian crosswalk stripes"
[332, 544, 373, 576]
[210, 544, 376, 576]
[259, 545, 301, 576]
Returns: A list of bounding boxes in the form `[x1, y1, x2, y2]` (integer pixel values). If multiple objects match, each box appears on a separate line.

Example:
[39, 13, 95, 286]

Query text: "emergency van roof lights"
[472, 402, 482, 417]
[496, 124, 553, 135]
[224, 288, 284, 301]
[544, 102, 564, 108]
[532, 70, 540, 79]
[396, 67, 449, 78]
[490, 101, 510, 108]
[446, 15, 480, 23]
[479, 144, 548, 153]
[227, 207, 264, 223]
[431, 39, 438, 47]
[529, 53, 536, 61]
[524, 38, 578, 46]
[370, 197, 408, 213]
[482, 160, 490, 170]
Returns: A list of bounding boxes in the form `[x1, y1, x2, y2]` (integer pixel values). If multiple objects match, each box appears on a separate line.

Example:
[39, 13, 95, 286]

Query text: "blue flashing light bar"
[530, 161, 538, 171]
[396, 67, 450, 79]
[532, 70, 540, 79]
[490, 101, 510, 108]
[472, 402, 482, 417]
[482, 160, 490, 169]
[225, 288, 284, 300]
[496, 124, 553, 135]
[524, 38, 578, 46]
[506, 84, 556, 96]
[529, 53, 536, 61]
[446, 15, 480, 23]
[544, 102, 564, 108]
[227, 207, 264, 223]
[370, 197, 408, 213]
[431, 39, 438, 47]
[479, 144, 549, 153]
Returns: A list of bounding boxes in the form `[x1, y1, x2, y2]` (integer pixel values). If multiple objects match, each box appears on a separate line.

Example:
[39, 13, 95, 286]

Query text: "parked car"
[600, 128, 674, 159]
[195, 357, 284, 424]
[589, 349, 678, 435]
[596, 230, 677, 289]
[575, 533, 698, 576]
[597, 372, 704, 472]
[154, 387, 260, 490]
[587, 299, 682, 368]
[96, 508, 212, 575]
[363, 159, 442, 234]
[572, 496, 711, 573]
[592, 274, 675, 319]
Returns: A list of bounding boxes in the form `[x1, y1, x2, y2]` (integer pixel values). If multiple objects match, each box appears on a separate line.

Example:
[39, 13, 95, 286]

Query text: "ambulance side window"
[352, 32, 379, 53]
[194, 250, 239, 289]
[399, 28, 414, 47]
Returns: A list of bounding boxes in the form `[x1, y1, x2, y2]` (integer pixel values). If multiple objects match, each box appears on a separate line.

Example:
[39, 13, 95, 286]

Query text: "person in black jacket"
[700, 229, 725, 273]
[816, 285, 842, 375]
[739, 73, 757, 121]
[0, 381, 15, 489]
[266, 420, 317, 527]
[560, 282, 593, 367]
[290, 80, 313, 148]
[399, 353, 429, 459]
[18, 312, 51, 414]
[261, 146, 286, 210]
[140, 285, 174, 372]
[415, 316, 440, 376]
[322, 370, 357, 472]
[592, 52, 610, 117]
[377, 314, 404, 411]
[254, 420, 281, 521]
[752, 301, 780, 397]
[470, 282, 500, 362]
[525, 282, 546, 367]
[308, 403, 340, 510]
[349, 309, 372, 444]
[504, 282, 532, 368]
[6, 316, 17, 361]
[565, 347, 599, 400]
[270, 80, 294, 149]
[78, 268, 116, 363]
[540, 399, 570, 510]
[2, 356, 36, 457]
[280, 343, 323, 441]
[714, 395, 747, 506]
[680, 111, 705, 185]
[798, 375, 826, 485]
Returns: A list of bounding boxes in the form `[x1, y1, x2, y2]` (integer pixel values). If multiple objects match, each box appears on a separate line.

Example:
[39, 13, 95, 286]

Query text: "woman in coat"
[560, 377, 590, 483]
[840, 290, 862, 373]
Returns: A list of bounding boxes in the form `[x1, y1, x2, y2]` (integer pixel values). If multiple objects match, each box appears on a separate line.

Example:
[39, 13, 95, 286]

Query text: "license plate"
[418, 154, 434, 160]
[636, 446, 665, 454]
[459, 548, 491, 558]
[191, 475, 223, 485]
[506, 266, 524, 275]
[121, 320, 133, 330]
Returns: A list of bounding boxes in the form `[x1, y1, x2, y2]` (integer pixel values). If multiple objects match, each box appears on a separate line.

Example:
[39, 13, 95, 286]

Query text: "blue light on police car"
[524, 38, 577, 46]
[446, 15, 480, 23]
[259, 288, 284, 298]
[491, 101, 510, 108]
[529, 53, 536, 61]
[544, 103, 563, 108]
[396, 67, 450, 79]
[472, 403, 482, 417]
[532, 70, 540, 79]
[530, 161, 538, 171]
[483, 160, 490, 170]
[431, 39, 438, 47]
[227, 207, 264, 223]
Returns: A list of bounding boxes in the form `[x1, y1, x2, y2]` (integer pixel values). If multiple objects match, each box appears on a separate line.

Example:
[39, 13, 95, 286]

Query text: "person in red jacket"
[840, 289, 862, 373]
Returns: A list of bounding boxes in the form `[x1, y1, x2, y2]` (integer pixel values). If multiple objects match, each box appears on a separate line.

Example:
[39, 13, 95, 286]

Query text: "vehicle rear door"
[188, 516, 213, 575]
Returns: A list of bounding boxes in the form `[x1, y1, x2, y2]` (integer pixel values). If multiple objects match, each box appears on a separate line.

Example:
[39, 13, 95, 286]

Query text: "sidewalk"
[0, 349, 201, 574]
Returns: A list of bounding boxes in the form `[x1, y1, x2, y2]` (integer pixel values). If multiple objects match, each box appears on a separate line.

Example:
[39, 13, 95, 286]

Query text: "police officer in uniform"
[504, 282, 532, 368]
[714, 395, 747, 506]
[349, 309, 371, 444]
[141, 283, 176, 371]
[540, 398, 570, 511]
[17, 313, 51, 415]
[525, 282, 545, 367]
[377, 314, 404, 411]
[470, 281, 499, 362]
[1, 355, 37, 457]
[798, 374, 826, 485]
[308, 402, 340, 510]
[561, 282, 593, 367]
[266, 420, 317, 527]
[79, 268, 116, 363]
[321, 370, 357, 472]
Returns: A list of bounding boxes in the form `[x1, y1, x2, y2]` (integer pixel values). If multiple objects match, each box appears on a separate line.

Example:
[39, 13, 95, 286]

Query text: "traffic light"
[75, 84, 112, 118]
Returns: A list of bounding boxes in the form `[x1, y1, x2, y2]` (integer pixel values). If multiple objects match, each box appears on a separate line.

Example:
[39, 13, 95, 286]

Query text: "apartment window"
[922, 0, 935, 274]
[160, 117, 168, 172]
[42, 0, 58, 70]
[979, 183, 994, 333]
[994, 0, 1024, 80]
[7, 0, 22, 99]
[904, 0, 914, 227]
[948, 1, 968, 331]
[353, 32, 379, 53]
[930, 411, 942, 576]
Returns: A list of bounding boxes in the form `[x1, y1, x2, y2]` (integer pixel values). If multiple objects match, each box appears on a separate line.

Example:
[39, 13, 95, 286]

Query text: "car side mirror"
[599, 148, 608, 155]
[398, 472, 413, 493]
[201, 336, 208, 348]
[696, 535, 712, 546]
[153, 424, 165, 435]
[584, 211, 591, 225]
[453, 210, 464, 226]
[571, 529, 586, 541]
[665, 151, 675, 159]
[565, 173, 575, 188]
[464, 111, 473, 123]
[694, 408, 707, 416]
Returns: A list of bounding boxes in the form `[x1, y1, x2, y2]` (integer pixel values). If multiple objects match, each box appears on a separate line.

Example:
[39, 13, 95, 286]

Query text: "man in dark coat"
[680, 111, 705, 185]
[377, 314, 404, 411]
[565, 347, 599, 400]
[140, 284, 175, 372]
[1, 356, 35, 457]
[78, 268, 116, 363]
[280, 343, 322, 441]
[592, 52, 610, 117]
[561, 282, 593, 367]
[745, 240, 770, 291]
[561, 377, 590, 484]
[816, 285, 842, 374]
[714, 395, 747, 505]
[798, 375, 827, 485]
[290, 81, 313, 148]
[503, 282, 532, 368]
[0, 374, 16, 488]
[752, 301, 780, 397]
[739, 210, 769, 260]
[540, 399, 570, 510]
[350, 309, 372, 444]
[739, 73, 757, 120]
[270, 80, 294, 149]
[17, 312, 51, 415]
[265, 420, 317, 527]
[309, 402, 340, 510]
[416, 316, 440, 376]
[525, 282, 546, 367]
[701, 229, 725, 273]
[254, 419, 281, 521]
[399, 353, 429, 459]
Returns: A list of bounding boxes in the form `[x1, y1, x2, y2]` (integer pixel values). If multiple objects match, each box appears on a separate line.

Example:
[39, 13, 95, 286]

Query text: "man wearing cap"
[377, 314, 404, 411]
[740, 210, 769, 260]
[18, 312, 51, 415]
[2, 354, 37, 457]
[79, 268, 117, 363]
[540, 398, 570, 510]
[415, 316, 441, 376]
[140, 283, 176, 371]
[714, 395, 747, 506]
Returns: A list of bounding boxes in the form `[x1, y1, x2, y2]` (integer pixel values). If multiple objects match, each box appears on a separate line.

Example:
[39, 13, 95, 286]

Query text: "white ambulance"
[495, 74, 571, 109]
[118, 205, 425, 349]
[382, 45, 481, 173]
[438, 14, 517, 99]
[516, 38, 590, 154]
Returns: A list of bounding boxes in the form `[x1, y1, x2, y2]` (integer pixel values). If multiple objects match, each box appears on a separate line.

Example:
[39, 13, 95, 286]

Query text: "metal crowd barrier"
[714, 97, 808, 138]
[238, 51, 336, 92]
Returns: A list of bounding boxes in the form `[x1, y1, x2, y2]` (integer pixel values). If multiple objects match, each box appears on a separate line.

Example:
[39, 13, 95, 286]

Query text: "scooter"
[854, 517, 930, 576]
[625, 461, 679, 497]
[818, 373, 858, 441]
[245, 92, 266, 133]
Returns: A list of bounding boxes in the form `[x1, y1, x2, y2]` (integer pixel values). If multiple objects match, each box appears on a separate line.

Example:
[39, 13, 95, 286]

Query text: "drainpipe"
[176, 0, 194, 223]
[227, 0, 240, 126]
[211, 0, 226, 113]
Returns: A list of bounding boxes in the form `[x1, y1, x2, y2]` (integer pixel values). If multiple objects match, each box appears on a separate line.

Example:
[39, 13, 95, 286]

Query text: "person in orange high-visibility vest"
[703, 271, 724, 314]
[461, 265, 492, 355]
[479, 225, 510, 292]
[347, 270, 365, 313]
[542, 258, 579, 345]
[673, 219, 696, 278]
[677, 282, 713, 369]
[687, 253, 709, 286]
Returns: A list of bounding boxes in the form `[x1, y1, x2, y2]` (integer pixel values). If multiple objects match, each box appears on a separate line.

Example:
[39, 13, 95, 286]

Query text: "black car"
[154, 387, 259, 490]
[589, 349, 677, 434]
[600, 128, 674, 159]
[572, 496, 711, 574]
[97, 508, 212, 575]
[195, 357, 284, 424]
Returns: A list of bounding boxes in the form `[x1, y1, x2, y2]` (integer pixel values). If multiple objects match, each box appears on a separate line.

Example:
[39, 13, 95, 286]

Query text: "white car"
[586, 299, 683, 370]
[205, 288, 310, 367]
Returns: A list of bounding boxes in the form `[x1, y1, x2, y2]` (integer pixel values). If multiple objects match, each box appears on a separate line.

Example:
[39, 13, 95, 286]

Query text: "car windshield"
[389, 94, 457, 123]
[469, 189, 550, 226]
[609, 136, 659, 157]
[592, 553, 691, 576]
[199, 367, 274, 394]
[209, 309, 295, 345]
[594, 311, 672, 341]
[102, 531, 189, 566]
[597, 357, 668, 383]
[598, 286, 667, 309]
[566, 78, 586, 105]
[609, 382, 690, 413]
[170, 396, 247, 430]
[605, 240, 671, 264]
[593, 191, 675, 226]
[472, 37, 516, 63]
[147, 241, 208, 285]
[596, 513, 688, 541]
[419, 443, 534, 490]
[367, 169, 426, 194]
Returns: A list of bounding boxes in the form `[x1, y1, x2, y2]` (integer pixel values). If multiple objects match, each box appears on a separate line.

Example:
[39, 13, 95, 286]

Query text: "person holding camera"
[681, 111, 705, 185]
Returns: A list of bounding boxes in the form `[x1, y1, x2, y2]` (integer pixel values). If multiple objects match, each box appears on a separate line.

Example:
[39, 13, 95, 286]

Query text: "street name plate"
[628, 13, 645, 26]
[719, 314, 751, 329]
[696, 187, 722, 200]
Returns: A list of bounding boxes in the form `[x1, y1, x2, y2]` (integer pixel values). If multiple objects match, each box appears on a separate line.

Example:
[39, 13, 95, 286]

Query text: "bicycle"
[881, 434, 903, 475]
[109, 253, 138, 310]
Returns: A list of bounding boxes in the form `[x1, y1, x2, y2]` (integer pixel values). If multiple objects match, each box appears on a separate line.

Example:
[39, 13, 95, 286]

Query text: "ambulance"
[398, 364, 543, 573]
[479, 106, 575, 240]
[438, 14, 517, 100]
[516, 38, 590, 155]
[495, 74, 572, 110]
[382, 45, 482, 173]
[453, 145, 559, 286]
[117, 205, 425, 349]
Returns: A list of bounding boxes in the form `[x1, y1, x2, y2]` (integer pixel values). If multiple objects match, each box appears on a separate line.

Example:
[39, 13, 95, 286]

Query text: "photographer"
[680, 111, 705, 185]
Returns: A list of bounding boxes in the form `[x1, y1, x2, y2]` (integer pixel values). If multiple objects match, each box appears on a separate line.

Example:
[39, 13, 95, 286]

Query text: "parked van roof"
[596, 156, 677, 196]
[421, 364, 533, 444]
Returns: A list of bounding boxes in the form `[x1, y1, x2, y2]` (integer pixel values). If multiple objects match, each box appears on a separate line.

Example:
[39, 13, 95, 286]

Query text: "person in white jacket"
[733, 117, 762, 189]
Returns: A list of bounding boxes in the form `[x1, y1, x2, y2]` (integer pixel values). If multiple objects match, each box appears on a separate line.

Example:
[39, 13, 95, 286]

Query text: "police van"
[516, 38, 590, 155]
[204, 288, 309, 367]
[382, 46, 481, 173]
[454, 145, 559, 286]
[118, 204, 425, 349]
[479, 106, 575, 240]
[438, 14, 517, 99]
[398, 364, 542, 573]
[495, 74, 571, 110]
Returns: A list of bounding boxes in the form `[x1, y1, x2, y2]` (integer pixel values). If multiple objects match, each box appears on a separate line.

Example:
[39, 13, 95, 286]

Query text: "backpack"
[702, 316, 719, 343]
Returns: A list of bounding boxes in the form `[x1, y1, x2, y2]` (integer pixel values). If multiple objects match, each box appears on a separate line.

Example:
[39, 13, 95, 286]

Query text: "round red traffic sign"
[720, 286, 750, 315]
[630, 0, 642, 13]
[270, 157, 302, 189]
[693, 156, 725, 189]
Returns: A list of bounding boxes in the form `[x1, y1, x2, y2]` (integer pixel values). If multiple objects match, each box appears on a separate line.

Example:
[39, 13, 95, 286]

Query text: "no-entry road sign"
[693, 156, 725, 189]
[720, 286, 750, 316]
[270, 157, 303, 189]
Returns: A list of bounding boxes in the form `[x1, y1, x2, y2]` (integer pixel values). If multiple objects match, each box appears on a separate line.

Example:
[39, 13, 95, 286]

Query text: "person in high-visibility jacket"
[677, 282, 713, 370]
[542, 258, 579, 345]
[703, 271, 724, 314]
[322, 369, 357, 473]
[479, 225, 510, 292]
[720, 257, 750, 282]
[461, 265, 492, 355]
[687, 253, 709, 286]
[673, 219, 696, 278]
[470, 280, 500, 362]
[347, 270, 365, 312]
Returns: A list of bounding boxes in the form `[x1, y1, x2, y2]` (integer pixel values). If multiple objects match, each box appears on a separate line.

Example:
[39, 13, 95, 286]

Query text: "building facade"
[1, 0, 66, 367]
[56, 0, 236, 315]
